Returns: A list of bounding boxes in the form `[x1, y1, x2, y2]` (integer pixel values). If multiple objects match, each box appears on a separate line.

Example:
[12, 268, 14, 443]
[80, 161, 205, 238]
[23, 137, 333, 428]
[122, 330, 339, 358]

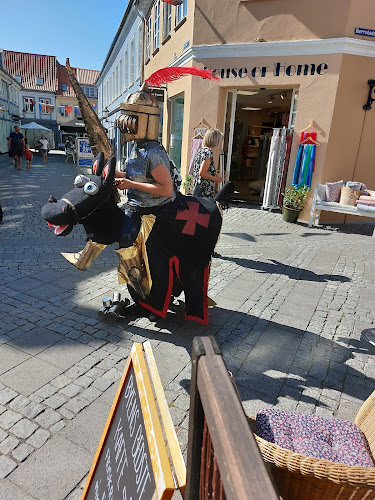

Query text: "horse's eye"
[84, 182, 99, 195]
[74, 175, 90, 187]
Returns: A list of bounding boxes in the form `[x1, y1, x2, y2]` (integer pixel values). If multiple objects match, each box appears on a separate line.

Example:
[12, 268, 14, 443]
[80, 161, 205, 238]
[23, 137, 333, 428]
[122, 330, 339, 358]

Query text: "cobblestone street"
[1, 152, 375, 499]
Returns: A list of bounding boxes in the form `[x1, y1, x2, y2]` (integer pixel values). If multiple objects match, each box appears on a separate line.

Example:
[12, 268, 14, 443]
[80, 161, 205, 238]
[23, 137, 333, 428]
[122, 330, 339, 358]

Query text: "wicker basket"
[339, 186, 362, 206]
[248, 391, 375, 500]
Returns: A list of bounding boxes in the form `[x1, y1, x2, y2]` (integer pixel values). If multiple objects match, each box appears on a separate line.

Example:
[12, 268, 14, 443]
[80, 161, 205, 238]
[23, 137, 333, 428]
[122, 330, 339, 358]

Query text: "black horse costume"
[42, 153, 226, 323]
[41, 63, 232, 324]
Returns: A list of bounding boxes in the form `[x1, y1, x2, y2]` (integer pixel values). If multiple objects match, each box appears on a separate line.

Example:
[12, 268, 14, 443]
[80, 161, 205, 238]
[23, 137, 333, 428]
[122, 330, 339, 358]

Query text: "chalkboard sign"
[82, 343, 181, 500]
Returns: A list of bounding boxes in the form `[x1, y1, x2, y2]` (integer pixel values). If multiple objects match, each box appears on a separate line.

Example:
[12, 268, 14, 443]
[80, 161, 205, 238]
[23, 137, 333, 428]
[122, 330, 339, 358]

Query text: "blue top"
[9, 131, 24, 146]
[124, 141, 176, 208]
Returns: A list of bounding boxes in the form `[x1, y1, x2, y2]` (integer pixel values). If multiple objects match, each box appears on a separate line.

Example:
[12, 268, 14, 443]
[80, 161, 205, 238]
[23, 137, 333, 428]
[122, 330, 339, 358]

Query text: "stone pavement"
[1, 152, 375, 499]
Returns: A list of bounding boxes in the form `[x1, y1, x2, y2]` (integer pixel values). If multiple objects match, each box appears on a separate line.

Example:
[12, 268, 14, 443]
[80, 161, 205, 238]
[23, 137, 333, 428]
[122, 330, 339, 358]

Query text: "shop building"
[0, 67, 22, 153]
[1, 50, 58, 147]
[142, 0, 375, 222]
[56, 63, 99, 145]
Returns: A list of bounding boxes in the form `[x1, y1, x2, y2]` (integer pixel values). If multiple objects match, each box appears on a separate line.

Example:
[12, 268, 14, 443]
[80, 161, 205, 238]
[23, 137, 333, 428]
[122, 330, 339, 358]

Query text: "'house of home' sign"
[205, 62, 328, 79]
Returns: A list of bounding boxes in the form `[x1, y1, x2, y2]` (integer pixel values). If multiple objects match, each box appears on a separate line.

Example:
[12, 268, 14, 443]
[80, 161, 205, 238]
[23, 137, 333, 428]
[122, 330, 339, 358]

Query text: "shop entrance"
[223, 88, 298, 201]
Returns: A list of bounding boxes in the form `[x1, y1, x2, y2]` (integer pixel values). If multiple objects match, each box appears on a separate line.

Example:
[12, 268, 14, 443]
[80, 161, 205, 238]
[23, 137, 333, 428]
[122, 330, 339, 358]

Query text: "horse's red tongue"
[54, 225, 69, 235]
[47, 222, 69, 235]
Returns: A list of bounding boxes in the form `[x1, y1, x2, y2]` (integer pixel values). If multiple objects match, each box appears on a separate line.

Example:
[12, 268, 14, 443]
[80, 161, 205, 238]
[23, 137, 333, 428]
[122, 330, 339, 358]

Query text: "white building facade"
[97, 0, 153, 165]
[20, 89, 57, 130]
[0, 68, 22, 153]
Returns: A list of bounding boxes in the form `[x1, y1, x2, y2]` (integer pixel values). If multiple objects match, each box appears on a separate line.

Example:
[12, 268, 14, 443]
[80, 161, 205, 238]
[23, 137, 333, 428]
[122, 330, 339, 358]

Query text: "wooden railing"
[185, 336, 279, 500]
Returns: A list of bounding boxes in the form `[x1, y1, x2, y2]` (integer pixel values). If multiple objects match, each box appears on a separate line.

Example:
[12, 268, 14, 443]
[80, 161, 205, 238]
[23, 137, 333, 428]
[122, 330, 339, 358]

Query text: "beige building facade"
[143, 0, 375, 222]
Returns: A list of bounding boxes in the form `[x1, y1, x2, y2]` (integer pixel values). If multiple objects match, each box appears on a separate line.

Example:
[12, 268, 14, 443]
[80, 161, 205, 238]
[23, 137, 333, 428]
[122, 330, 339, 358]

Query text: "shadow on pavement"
[219, 256, 351, 283]
[221, 232, 257, 242]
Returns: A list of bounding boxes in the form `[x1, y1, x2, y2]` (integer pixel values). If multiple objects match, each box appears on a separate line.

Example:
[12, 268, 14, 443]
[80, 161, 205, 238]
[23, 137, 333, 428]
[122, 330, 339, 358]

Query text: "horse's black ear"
[102, 156, 116, 186]
[92, 152, 105, 176]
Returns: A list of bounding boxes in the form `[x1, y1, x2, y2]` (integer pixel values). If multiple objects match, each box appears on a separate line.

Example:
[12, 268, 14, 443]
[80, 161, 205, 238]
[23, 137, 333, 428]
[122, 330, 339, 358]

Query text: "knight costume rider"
[41, 66, 225, 324]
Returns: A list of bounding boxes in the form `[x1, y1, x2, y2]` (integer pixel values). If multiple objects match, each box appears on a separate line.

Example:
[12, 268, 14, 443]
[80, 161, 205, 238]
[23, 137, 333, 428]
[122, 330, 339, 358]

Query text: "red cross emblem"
[176, 202, 210, 235]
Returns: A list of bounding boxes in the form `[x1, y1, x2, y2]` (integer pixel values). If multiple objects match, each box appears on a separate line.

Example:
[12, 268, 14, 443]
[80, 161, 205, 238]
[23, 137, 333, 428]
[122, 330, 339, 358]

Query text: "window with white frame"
[124, 48, 128, 90]
[146, 16, 152, 60]
[81, 86, 97, 98]
[130, 37, 135, 85]
[116, 65, 119, 98]
[163, 3, 172, 38]
[137, 23, 143, 79]
[176, 0, 187, 24]
[23, 97, 34, 113]
[154, 0, 160, 50]
[36, 77, 44, 86]
[61, 83, 68, 92]
[39, 98, 50, 114]
[119, 58, 123, 92]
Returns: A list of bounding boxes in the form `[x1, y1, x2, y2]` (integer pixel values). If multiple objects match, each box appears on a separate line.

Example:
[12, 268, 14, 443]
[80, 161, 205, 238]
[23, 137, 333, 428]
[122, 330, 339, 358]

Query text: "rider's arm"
[115, 164, 173, 197]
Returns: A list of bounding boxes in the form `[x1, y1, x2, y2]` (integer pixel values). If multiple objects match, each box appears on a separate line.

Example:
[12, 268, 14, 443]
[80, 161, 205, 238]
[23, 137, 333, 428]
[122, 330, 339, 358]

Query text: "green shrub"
[283, 185, 309, 210]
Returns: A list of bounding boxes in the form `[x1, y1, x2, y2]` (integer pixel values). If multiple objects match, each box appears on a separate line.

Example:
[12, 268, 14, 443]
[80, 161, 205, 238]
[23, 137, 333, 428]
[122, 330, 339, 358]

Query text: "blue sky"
[1, 0, 129, 71]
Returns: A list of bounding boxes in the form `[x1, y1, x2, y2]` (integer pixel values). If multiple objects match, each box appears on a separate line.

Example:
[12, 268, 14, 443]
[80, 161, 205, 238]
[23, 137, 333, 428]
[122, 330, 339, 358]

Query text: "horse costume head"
[41, 153, 121, 244]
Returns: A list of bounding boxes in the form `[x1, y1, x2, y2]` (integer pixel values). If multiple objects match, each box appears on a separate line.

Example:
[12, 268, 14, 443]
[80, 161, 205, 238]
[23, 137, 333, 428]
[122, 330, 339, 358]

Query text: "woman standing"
[192, 128, 223, 198]
[39, 136, 50, 164]
[192, 128, 224, 257]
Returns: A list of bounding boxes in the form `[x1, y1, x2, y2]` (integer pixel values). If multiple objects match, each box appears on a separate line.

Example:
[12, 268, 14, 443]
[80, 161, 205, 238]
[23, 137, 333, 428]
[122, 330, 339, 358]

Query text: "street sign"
[355, 27, 375, 37]
[76, 137, 94, 167]
[82, 342, 185, 500]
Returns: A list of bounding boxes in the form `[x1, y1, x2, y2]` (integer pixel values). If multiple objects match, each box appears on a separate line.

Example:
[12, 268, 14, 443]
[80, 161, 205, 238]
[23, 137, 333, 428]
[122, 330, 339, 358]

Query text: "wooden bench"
[308, 183, 375, 238]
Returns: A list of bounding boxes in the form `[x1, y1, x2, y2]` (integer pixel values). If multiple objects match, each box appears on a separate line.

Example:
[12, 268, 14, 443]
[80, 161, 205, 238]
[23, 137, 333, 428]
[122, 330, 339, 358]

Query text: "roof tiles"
[2, 50, 99, 96]
[2, 50, 57, 92]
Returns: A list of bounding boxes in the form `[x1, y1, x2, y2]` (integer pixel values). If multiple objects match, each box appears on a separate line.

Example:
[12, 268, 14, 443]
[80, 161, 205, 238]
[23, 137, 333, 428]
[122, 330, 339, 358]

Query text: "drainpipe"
[134, 0, 147, 85]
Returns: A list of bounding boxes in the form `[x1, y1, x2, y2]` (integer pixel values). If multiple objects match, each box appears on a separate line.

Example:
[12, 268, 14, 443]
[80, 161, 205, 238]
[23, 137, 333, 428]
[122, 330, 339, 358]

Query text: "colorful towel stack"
[356, 193, 375, 212]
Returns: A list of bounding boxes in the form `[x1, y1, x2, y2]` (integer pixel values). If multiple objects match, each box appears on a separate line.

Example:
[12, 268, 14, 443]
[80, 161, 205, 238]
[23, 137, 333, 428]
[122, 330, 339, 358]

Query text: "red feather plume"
[144, 66, 220, 87]
[162, 0, 183, 4]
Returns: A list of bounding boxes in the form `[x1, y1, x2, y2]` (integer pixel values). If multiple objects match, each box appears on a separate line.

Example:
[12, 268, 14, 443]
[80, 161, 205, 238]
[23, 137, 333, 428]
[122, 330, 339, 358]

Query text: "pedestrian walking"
[39, 135, 50, 164]
[8, 125, 25, 170]
[25, 144, 33, 170]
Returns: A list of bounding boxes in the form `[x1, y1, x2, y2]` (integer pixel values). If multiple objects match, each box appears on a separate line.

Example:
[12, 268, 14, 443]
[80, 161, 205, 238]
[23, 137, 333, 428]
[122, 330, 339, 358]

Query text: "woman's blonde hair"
[203, 128, 223, 148]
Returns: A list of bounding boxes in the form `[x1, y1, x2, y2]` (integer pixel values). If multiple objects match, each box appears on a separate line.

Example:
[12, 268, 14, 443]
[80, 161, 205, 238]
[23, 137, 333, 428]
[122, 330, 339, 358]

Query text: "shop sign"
[205, 62, 328, 79]
[76, 137, 94, 167]
[355, 27, 375, 38]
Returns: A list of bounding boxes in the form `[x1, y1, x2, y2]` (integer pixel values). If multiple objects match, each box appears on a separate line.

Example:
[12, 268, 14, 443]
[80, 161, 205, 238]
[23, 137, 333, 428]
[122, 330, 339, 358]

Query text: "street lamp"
[363, 80, 375, 110]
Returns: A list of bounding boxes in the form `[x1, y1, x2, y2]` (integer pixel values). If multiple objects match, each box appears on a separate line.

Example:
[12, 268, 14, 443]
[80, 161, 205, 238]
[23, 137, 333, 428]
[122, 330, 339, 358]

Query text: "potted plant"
[282, 185, 309, 223]
[182, 174, 193, 195]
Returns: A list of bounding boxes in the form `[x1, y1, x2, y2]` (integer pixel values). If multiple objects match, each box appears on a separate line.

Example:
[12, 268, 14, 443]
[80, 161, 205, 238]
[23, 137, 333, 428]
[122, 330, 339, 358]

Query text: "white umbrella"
[21, 121, 52, 131]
